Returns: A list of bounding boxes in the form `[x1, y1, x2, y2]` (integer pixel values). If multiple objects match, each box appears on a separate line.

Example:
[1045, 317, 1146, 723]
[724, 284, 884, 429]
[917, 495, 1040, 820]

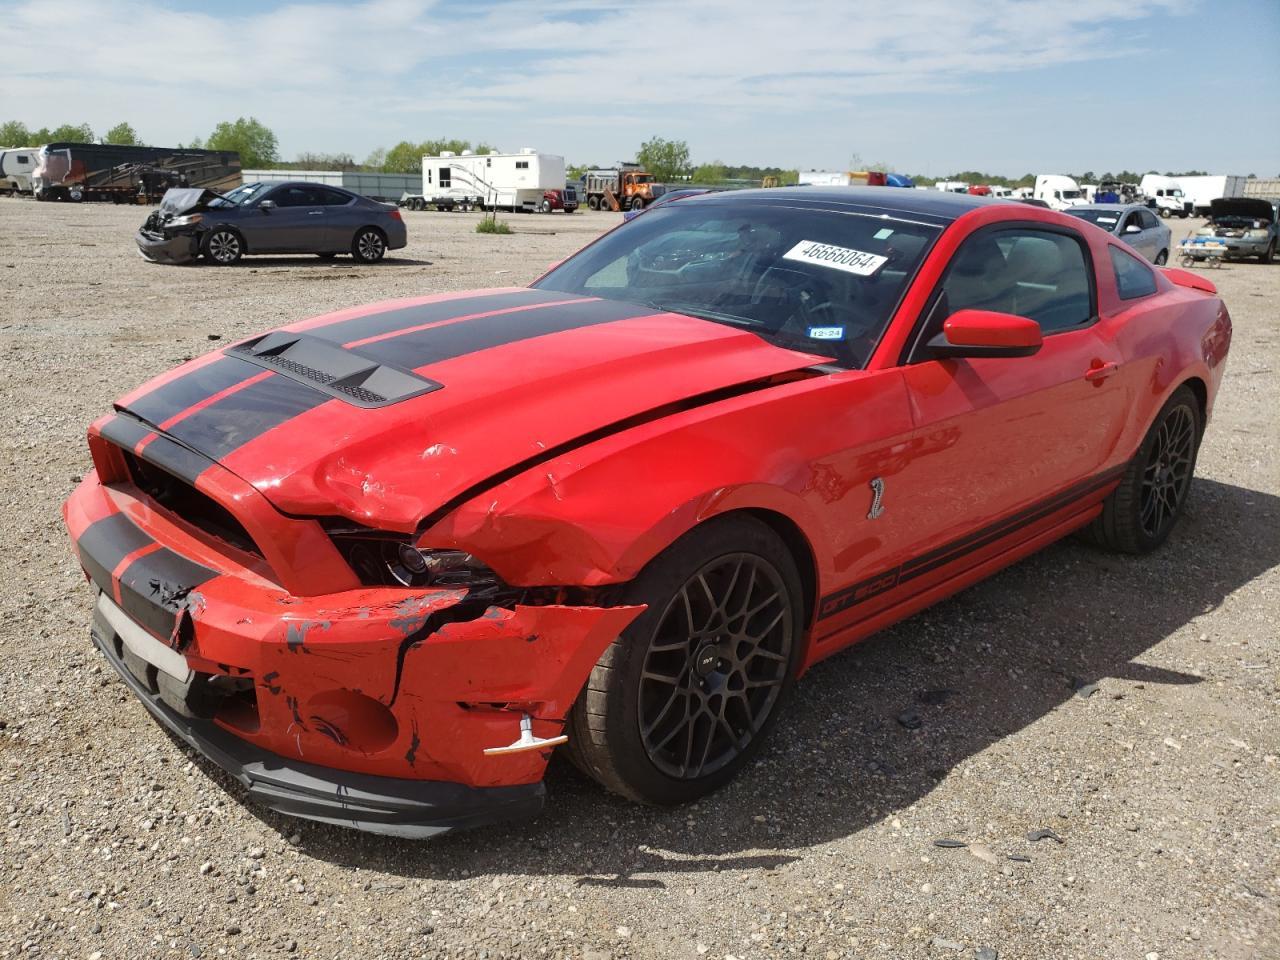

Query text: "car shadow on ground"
[194, 477, 1278, 879]
[197, 256, 432, 269]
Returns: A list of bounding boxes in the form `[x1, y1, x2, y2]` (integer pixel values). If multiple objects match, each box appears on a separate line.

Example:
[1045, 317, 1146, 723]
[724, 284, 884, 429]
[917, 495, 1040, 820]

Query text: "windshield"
[209, 182, 271, 207]
[1060, 190, 1082, 200]
[534, 199, 939, 368]
[633, 174, 654, 183]
[1064, 208, 1122, 229]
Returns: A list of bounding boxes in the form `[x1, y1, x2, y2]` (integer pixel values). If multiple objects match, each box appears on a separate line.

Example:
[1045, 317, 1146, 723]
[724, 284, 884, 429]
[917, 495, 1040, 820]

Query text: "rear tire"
[203, 229, 243, 265]
[588, 196, 600, 211]
[1084, 385, 1201, 554]
[351, 227, 386, 263]
[567, 515, 803, 805]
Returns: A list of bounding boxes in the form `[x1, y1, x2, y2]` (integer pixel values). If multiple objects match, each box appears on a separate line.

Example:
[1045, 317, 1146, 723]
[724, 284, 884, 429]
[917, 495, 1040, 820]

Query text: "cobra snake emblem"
[867, 477, 885, 520]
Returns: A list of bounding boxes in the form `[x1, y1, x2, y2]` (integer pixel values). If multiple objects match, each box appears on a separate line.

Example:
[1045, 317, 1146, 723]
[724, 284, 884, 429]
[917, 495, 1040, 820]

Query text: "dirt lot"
[0, 198, 1276, 960]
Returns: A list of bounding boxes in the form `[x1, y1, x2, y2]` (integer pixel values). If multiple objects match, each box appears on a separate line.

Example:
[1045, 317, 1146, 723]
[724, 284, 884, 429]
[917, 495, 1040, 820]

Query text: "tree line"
[7, 121, 1267, 184]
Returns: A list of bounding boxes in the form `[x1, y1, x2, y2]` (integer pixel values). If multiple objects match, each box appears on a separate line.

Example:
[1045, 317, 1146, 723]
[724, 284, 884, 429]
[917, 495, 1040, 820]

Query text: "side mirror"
[1124, 223, 1142, 234]
[259, 199, 276, 211]
[927, 309, 1042, 359]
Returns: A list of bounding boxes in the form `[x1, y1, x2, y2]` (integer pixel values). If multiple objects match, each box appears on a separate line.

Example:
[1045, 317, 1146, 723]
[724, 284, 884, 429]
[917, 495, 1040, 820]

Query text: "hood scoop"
[229, 332, 443, 408]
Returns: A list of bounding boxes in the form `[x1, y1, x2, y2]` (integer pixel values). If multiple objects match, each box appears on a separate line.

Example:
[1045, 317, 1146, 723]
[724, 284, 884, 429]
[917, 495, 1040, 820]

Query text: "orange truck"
[581, 165, 666, 211]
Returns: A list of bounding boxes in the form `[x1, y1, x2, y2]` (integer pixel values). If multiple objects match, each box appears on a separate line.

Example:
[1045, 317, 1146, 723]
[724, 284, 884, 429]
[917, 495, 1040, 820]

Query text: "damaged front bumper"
[65, 471, 644, 836]
[136, 227, 200, 264]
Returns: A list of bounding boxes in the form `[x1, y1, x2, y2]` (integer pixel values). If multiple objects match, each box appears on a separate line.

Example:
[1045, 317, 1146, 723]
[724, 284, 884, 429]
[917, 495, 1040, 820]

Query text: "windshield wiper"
[640, 299, 757, 329]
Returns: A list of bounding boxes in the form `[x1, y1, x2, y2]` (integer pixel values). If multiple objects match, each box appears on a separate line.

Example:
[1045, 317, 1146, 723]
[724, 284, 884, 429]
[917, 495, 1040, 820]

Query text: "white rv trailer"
[0, 148, 37, 194]
[421, 148, 566, 211]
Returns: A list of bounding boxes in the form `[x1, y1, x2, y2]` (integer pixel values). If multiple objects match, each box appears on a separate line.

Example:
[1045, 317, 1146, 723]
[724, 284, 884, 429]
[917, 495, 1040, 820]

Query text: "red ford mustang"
[64, 188, 1231, 836]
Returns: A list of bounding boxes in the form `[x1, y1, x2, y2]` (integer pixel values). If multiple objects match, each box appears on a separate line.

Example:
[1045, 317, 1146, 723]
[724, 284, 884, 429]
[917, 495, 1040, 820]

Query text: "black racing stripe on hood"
[307, 289, 577, 346]
[355, 297, 660, 369]
[100, 414, 154, 452]
[164, 374, 325, 462]
[123, 355, 262, 426]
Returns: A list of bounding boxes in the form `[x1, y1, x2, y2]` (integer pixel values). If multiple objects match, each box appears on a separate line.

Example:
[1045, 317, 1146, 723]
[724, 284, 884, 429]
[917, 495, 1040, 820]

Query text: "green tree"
[179, 136, 205, 150]
[205, 117, 279, 167]
[383, 141, 423, 173]
[294, 151, 355, 170]
[104, 122, 142, 145]
[636, 136, 691, 182]
[49, 122, 95, 143]
[567, 163, 591, 180]
[0, 120, 30, 146]
[364, 147, 387, 171]
[691, 160, 727, 184]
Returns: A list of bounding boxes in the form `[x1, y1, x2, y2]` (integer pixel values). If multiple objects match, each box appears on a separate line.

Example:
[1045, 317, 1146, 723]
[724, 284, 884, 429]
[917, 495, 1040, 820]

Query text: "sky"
[4, 0, 1279, 177]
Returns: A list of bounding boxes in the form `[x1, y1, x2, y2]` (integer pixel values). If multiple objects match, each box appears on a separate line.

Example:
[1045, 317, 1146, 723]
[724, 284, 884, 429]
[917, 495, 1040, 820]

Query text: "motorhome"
[31, 142, 240, 201]
[1033, 174, 1086, 211]
[0, 148, 37, 195]
[421, 148, 566, 211]
[1139, 174, 1192, 218]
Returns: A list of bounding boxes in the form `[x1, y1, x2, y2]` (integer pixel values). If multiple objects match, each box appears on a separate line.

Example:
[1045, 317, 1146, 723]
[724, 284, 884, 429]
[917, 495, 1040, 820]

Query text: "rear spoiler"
[1161, 267, 1217, 295]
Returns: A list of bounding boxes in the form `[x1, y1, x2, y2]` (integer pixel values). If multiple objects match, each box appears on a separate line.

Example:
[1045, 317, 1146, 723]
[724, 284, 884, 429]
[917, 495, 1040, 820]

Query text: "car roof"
[687, 186, 995, 226]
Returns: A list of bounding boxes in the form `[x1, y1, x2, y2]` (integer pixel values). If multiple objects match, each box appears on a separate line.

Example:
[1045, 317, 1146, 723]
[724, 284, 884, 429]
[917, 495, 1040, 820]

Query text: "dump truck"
[581, 165, 666, 211]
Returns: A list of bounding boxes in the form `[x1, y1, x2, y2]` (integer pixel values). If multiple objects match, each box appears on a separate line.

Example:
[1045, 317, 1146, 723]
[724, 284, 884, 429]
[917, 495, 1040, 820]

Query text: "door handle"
[1084, 361, 1119, 382]
[307, 210, 324, 215]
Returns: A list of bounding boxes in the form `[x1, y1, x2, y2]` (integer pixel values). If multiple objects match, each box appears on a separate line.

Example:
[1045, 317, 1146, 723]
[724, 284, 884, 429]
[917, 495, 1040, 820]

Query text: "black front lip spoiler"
[89, 620, 545, 838]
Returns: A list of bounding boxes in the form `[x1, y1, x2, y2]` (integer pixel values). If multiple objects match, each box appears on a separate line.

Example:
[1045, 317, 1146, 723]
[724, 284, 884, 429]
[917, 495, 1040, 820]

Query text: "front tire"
[351, 227, 387, 263]
[203, 229, 243, 265]
[1260, 240, 1275, 264]
[567, 516, 802, 804]
[631, 197, 645, 211]
[1154, 249, 1168, 265]
[1085, 386, 1201, 554]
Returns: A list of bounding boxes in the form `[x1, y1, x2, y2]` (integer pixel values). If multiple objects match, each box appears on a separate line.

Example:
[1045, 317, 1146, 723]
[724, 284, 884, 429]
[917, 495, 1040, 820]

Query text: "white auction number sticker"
[782, 239, 888, 277]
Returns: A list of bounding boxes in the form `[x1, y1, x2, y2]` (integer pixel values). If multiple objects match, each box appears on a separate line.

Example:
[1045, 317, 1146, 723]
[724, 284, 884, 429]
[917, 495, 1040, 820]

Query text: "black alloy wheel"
[567, 516, 802, 804]
[637, 552, 792, 780]
[1084, 385, 1201, 554]
[1138, 402, 1196, 540]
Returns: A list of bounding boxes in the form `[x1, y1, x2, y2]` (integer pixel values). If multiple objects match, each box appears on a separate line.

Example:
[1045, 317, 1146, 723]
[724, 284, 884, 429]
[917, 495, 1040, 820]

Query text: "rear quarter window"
[1110, 246, 1158, 300]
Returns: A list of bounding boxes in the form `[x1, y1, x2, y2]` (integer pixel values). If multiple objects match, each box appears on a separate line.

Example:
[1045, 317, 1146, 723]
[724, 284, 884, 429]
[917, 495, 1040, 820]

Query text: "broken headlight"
[167, 213, 203, 229]
[331, 532, 501, 590]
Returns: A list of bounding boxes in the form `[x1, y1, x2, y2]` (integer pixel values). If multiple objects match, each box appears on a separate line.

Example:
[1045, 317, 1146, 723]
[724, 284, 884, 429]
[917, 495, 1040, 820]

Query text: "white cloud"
[1, 0, 1217, 171]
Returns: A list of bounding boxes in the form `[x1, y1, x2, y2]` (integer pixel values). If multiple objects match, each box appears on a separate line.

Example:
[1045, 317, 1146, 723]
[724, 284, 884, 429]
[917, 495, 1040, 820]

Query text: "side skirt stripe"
[817, 464, 1127, 620]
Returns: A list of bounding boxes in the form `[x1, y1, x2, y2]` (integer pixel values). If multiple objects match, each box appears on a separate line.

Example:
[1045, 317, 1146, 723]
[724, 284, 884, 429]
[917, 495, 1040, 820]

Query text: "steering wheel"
[749, 265, 841, 332]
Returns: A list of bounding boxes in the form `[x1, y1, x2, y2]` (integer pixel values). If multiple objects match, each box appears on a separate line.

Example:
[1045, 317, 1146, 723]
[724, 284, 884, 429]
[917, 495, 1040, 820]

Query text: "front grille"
[122, 450, 261, 557]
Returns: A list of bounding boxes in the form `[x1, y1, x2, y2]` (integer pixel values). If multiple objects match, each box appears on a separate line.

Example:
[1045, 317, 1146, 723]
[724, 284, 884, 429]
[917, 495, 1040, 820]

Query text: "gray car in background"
[1064, 203, 1171, 264]
[137, 181, 408, 265]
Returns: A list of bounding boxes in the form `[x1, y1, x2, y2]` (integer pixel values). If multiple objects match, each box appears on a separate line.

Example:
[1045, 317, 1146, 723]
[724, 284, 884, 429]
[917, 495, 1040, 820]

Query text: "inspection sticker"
[782, 240, 888, 277]
[807, 326, 845, 340]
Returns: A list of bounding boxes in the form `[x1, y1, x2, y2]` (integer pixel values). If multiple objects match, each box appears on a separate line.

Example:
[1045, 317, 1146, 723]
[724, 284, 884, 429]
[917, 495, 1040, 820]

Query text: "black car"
[137, 181, 409, 265]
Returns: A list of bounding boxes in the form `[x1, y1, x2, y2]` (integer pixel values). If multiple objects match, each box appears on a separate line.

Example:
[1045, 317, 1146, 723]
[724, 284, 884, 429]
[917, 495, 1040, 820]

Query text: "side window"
[271, 186, 320, 207]
[1139, 209, 1160, 230]
[1110, 246, 1158, 300]
[316, 187, 352, 206]
[439, 166, 451, 188]
[936, 228, 1094, 337]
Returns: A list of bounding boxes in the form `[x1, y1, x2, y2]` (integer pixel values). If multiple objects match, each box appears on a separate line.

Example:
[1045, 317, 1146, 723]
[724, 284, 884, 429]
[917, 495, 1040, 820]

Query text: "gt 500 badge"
[783, 240, 888, 277]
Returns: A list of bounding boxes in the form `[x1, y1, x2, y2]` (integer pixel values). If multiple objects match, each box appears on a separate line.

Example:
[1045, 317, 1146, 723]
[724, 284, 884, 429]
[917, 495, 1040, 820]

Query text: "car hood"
[155, 187, 225, 217]
[1209, 197, 1275, 223]
[113, 288, 828, 531]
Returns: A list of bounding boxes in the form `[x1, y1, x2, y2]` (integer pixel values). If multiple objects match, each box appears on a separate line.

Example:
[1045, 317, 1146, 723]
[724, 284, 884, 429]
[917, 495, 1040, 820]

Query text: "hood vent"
[228, 332, 443, 408]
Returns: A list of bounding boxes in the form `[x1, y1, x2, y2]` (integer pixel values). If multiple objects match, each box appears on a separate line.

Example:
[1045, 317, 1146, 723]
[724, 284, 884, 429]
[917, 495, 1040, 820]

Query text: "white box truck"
[420, 148, 567, 212]
[1033, 175, 1086, 210]
[1177, 175, 1246, 216]
[1139, 174, 1193, 218]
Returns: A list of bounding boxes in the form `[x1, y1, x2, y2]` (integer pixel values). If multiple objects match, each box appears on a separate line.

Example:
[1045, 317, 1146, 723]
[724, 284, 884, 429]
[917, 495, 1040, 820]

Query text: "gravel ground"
[0, 199, 1276, 960]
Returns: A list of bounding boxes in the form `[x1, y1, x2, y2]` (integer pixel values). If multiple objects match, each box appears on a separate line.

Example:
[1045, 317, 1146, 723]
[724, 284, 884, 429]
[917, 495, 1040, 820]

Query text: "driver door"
[889, 225, 1131, 599]
[251, 185, 326, 252]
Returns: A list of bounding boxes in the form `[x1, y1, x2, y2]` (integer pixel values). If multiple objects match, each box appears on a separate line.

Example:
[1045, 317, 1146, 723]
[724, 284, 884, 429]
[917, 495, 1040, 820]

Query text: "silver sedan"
[1064, 203, 1172, 264]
